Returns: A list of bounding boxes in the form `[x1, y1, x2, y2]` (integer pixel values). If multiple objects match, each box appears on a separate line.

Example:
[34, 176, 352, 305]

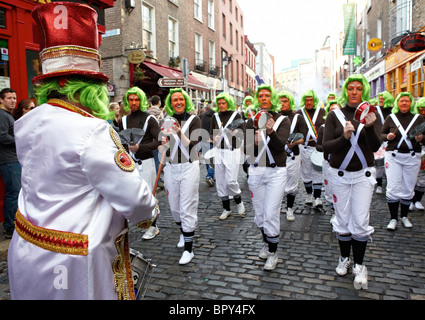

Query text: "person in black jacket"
[199, 104, 215, 186]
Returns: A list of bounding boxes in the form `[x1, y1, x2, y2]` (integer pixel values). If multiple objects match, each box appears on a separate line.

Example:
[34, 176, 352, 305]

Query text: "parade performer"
[323, 74, 381, 290]
[296, 90, 326, 207]
[381, 92, 425, 230]
[278, 91, 307, 222]
[317, 100, 341, 224]
[244, 84, 290, 270]
[210, 92, 245, 220]
[242, 95, 255, 120]
[374, 91, 395, 194]
[160, 88, 201, 265]
[410, 97, 425, 211]
[7, 2, 157, 300]
[120, 87, 161, 240]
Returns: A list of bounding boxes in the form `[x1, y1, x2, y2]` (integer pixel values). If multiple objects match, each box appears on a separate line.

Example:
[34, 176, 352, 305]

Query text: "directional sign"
[157, 77, 186, 87]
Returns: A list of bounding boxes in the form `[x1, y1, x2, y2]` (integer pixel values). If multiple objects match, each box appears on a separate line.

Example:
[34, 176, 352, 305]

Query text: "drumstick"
[393, 125, 400, 135]
[152, 146, 168, 197]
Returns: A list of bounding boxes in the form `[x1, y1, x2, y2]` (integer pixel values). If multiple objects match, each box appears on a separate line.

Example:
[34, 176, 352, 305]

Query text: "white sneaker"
[306, 194, 314, 204]
[259, 244, 268, 260]
[353, 264, 368, 290]
[386, 219, 398, 230]
[313, 198, 323, 208]
[237, 202, 246, 215]
[179, 250, 194, 265]
[286, 207, 295, 222]
[219, 210, 232, 220]
[375, 186, 383, 194]
[280, 206, 287, 213]
[409, 203, 415, 211]
[335, 256, 350, 276]
[415, 202, 424, 211]
[264, 252, 278, 271]
[177, 234, 184, 248]
[401, 217, 413, 228]
[142, 226, 159, 240]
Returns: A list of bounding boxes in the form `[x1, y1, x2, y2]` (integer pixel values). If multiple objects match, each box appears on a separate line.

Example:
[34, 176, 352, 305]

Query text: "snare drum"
[354, 101, 375, 124]
[130, 248, 156, 300]
[310, 150, 324, 172]
[253, 110, 271, 129]
[421, 150, 425, 171]
[161, 117, 178, 135]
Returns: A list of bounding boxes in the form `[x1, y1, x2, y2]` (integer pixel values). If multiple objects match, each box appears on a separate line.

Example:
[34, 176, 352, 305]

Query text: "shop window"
[0, 38, 9, 90]
[412, 68, 425, 97]
[26, 50, 41, 99]
[0, 9, 5, 29]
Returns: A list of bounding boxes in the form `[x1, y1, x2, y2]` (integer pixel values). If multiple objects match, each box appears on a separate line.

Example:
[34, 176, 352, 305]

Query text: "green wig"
[378, 91, 395, 109]
[215, 92, 237, 112]
[415, 97, 425, 112]
[243, 95, 254, 109]
[393, 92, 416, 114]
[326, 92, 339, 102]
[339, 74, 371, 105]
[300, 90, 320, 109]
[325, 100, 341, 116]
[278, 91, 297, 111]
[253, 84, 281, 113]
[123, 87, 150, 113]
[164, 88, 195, 116]
[34, 76, 113, 120]
[244, 106, 257, 119]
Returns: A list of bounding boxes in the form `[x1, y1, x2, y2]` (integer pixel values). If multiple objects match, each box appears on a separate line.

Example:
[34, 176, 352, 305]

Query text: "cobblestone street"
[1, 167, 425, 302]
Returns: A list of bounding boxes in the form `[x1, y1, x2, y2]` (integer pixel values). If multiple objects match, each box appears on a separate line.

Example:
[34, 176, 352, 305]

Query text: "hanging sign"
[368, 38, 383, 52]
[400, 33, 425, 53]
[128, 50, 146, 64]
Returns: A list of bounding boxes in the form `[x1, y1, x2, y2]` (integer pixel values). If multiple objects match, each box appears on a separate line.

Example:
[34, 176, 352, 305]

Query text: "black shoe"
[4, 231, 13, 239]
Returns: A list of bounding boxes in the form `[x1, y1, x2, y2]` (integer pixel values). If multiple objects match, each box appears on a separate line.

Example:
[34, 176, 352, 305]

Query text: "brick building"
[100, 0, 218, 107]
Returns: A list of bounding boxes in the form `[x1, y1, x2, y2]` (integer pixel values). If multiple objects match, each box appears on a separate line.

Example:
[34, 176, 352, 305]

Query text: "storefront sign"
[400, 33, 425, 53]
[363, 61, 385, 82]
[128, 50, 146, 64]
[410, 53, 425, 73]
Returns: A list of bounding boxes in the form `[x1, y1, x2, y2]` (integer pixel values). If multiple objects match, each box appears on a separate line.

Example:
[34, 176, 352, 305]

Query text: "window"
[194, 0, 202, 21]
[236, 30, 239, 51]
[209, 41, 216, 68]
[222, 14, 226, 38]
[229, 22, 233, 45]
[195, 33, 203, 64]
[207, 0, 215, 29]
[142, 4, 155, 54]
[0, 9, 5, 29]
[168, 17, 178, 58]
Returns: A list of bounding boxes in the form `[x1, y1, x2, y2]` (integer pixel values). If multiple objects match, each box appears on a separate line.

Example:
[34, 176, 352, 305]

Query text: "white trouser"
[385, 151, 421, 201]
[136, 157, 156, 191]
[285, 154, 301, 195]
[248, 166, 287, 238]
[328, 167, 375, 240]
[300, 146, 322, 184]
[215, 148, 242, 198]
[164, 161, 200, 233]
[323, 160, 332, 203]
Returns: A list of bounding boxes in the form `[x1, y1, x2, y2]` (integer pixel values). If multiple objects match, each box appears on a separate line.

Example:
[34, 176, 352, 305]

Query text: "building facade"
[244, 35, 257, 97]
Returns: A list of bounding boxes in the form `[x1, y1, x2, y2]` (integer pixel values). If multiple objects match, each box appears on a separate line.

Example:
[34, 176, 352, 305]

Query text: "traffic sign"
[158, 77, 186, 87]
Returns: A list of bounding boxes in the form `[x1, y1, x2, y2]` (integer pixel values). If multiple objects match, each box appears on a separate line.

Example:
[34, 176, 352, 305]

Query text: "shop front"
[385, 45, 425, 99]
[363, 60, 386, 99]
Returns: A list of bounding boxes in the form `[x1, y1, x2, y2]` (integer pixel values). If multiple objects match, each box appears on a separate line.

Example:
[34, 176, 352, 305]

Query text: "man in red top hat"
[7, 2, 157, 300]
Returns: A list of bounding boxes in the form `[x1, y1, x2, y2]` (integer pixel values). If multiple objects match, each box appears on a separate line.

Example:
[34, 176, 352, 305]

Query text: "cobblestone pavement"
[1, 166, 425, 301]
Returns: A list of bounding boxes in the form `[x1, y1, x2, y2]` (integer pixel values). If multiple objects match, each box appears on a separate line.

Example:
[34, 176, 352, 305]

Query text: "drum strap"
[285, 114, 299, 154]
[376, 106, 385, 125]
[390, 113, 418, 151]
[215, 111, 238, 150]
[170, 115, 195, 161]
[123, 114, 157, 162]
[255, 115, 286, 165]
[302, 107, 320, 146]
[334, 109, 367, 170]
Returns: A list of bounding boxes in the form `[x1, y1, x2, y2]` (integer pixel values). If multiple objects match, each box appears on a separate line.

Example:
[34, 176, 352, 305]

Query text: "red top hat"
[32, 2, 109, 84]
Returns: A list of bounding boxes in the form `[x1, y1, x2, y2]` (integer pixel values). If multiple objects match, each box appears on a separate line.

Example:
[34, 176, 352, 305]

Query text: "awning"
[143, 61, 210, 92]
